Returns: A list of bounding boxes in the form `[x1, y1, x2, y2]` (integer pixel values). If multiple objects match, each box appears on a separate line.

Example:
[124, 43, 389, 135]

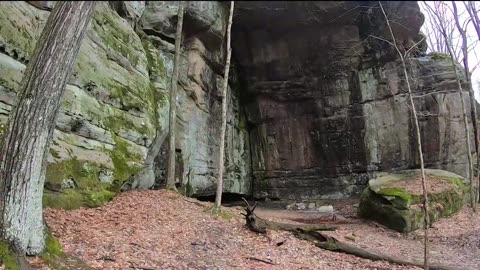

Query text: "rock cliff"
[0, 1, 473, 205]
[233, 1, 473, 199]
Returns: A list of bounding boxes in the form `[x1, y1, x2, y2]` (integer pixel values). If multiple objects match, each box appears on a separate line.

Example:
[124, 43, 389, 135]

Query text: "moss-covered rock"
[0, 241, 19, 270]
[428, 51, 451, 60]
[43, 157, 117, 209]
[359, 169, 467, 232]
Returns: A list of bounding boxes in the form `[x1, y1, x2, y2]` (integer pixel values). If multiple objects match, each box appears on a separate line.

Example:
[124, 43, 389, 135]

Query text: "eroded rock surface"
[359, 169, 466, 232]
[0, 1, 474, 206]
[0, 1, 251, 207]
[233, 1, 473, 200]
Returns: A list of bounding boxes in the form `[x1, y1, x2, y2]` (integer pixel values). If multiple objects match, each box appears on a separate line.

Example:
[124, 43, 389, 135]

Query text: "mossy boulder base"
[359, 169, 467, 232]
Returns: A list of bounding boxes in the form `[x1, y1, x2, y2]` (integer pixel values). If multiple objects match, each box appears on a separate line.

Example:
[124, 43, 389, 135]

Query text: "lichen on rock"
[359, 169, 467, 232]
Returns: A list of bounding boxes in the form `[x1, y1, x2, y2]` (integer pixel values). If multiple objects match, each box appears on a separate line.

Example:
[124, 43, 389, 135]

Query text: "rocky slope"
[0, 1, 473, 205]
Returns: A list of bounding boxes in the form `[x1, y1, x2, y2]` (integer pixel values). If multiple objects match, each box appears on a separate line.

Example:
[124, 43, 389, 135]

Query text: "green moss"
[428, 51, 451, 60]
[206, 206, 234, 220]
[317, 238, 340, 251]
[377, 187, 412, 209]
[91, 7, 142, 66]
[108, 134, 143, 182]
[359, 188, 410, 232]
[43, 189, 114, 210]
[84, 190, 114, 208]
[0, 5, 43, 60]
[49, 148, 60, 159]
[0, 123, 5, 142]
[141, 38, 166, 79]
[360, 171, 467, 232]
[46, 158, 102, 191]
[104, 83, 157, 139]
[0, 241, 18, 270]
[42, 230, 62, 259]
[44, 157, 116, 209]
[43, 190, 85, 210]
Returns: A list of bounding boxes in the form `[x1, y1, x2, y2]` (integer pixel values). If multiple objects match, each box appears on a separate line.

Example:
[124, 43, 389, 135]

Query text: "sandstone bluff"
[0, 1, 473, 207]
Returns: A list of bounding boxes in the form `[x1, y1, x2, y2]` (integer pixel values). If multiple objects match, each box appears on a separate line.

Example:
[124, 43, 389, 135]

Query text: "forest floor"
[28, 190, 479, 270]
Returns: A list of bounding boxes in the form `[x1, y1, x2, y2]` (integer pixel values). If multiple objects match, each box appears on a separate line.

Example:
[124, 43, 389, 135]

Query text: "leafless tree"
[378, 2, 430, 269]
[452, 1, 478, 209]
[423, 1, 476, 211]
[464, 0, 480, 203]
[215, 1, 235, 209]
[166, 1, 186, 190]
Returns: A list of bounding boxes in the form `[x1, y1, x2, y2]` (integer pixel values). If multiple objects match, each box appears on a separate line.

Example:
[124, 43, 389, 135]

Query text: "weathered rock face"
[140, 1, 252, 196]
[232, 1, 473, 200]
[0, 1, 473, 205]
[0, 1, 251, 207]
[359, 169, 466, 232]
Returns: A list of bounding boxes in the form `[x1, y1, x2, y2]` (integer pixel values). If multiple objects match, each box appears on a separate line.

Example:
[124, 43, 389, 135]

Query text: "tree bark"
[452, 1, 477, 210]
[377, 2, 430, 269]
[215, 1, 235, 209]
[463, 1, 480, 204]
[166, 1, 186, 190]
[0, 1, 96, 255]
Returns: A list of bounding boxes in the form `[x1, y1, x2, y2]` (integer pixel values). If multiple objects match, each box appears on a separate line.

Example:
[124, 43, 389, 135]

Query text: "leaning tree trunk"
[166, 1, 186, 190]
[0, 1, 96, 255]
[214, 1, 235, 209]
[452, 1, 477, 209]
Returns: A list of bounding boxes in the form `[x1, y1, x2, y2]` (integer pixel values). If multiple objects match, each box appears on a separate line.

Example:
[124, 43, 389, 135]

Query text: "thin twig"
[246, 256, 277, 265]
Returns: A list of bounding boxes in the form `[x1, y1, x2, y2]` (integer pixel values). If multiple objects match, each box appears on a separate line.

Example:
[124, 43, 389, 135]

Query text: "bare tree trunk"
[465, 2, 480, 39]
[378, 2, 430, 269]
[464, 1, 480, 203]
[166, 1, 186, 190]
[0, 1, 95, 255]
[452, 1, 477, 210]
[214, 1, 235, 209]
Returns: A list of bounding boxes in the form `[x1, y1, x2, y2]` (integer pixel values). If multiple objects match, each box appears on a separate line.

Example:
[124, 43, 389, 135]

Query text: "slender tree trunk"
[452, 1, 477, 210]
[214, 1, 235, 209]
[0, 1, 96, 255]
[465, 2, 480, 39]
[404, 62, 430, 270]
[166, 1, 186, 190]
[378, 2, 429, 269]
[464, 1, 480, 203]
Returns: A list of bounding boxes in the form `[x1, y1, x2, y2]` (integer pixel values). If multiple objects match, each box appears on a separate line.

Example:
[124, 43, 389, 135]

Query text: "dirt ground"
[29, 190, 479, 270]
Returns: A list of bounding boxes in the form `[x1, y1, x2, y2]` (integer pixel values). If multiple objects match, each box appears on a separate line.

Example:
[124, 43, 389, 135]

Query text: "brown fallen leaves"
[33, 190, 473, 270]
[321, 202, 480, 270]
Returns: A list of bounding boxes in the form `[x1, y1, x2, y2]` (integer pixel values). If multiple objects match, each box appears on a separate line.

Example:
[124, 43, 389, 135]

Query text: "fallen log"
[293, 229, 459, 270]
[241, 198, 460, 270]
[241, 198, 336, 234]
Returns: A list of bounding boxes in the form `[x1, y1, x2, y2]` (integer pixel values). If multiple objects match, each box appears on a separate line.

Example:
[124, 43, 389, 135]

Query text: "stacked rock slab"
[0, 1, 251, 208]
[0, 1, 475, 206]
[232, 1, 473, 200]
[359, 169, 466, 232]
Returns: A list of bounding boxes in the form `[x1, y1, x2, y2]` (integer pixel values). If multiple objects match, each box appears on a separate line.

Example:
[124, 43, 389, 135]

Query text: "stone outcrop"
[0, 1, 251, 207]
[359, 169, 466, 232]
[232, 1, 473, 200]
[0, 1, 474, 206]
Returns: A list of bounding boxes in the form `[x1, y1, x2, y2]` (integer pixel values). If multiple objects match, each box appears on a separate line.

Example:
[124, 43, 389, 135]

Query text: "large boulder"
[359, 169, 467, 232]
